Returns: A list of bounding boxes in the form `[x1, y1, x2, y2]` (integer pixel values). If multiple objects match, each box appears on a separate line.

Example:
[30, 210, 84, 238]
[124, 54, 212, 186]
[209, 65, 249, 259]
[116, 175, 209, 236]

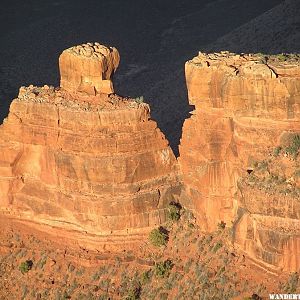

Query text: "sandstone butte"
[179, 51, 300, 272]
[0, 43, 181, 246]
[0, 43, 300, 273]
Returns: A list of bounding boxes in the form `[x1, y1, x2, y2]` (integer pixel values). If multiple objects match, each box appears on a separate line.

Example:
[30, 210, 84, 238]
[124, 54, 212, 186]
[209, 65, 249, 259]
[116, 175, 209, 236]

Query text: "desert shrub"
[212, 241, 223, 253]
[183, 258, 193, 273]
[217, 221, 226, 230]
[149, 227, 168, 247]
[155, 260, 173, 278]
[134, 96, 144, 104]
[276, 53, 288, 61]
[283, 272, 299, 293]
[273, 146, 282, 157]
[19, 260, 33, 274]
[125, 285, 141, 300]
[99, 279, 111, 290]
[167, 202, 181, 221]
[75, 267, 85, 276]
[285, 134, 300, 158]
[188, 222, 195, 229]
[141, 270, 152, 284]
[36, 254, 47, 270]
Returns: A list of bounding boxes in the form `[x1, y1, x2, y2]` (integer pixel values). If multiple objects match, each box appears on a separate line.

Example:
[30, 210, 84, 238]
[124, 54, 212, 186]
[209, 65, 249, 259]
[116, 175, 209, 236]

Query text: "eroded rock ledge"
[0, 43, 181, 237]
[179, 51, 300, 271]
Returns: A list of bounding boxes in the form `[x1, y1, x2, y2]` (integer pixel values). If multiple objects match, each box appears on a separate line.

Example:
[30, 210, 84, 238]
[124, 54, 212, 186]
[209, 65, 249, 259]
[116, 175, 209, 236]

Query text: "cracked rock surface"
[179, 52, 300, 271]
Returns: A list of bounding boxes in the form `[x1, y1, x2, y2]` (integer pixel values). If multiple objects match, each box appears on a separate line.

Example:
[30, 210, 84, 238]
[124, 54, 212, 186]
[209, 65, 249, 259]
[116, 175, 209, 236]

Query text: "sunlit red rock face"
[179, 52, 300, 271]
[235, 146, 300, 272]
[59, 43, 120, 95]
[0, 43, 180, 237]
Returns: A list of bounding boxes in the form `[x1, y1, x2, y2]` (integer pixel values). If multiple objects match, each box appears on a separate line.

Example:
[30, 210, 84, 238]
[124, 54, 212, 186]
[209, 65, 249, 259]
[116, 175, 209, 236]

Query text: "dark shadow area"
[1, 0, 298, 156]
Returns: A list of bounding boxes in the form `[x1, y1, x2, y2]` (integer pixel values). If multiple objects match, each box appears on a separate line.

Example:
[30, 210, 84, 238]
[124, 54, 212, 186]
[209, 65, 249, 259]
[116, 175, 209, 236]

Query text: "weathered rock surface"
[59, 43, 120, 95]
[235, 146, 300, 272]
[179, 52, 300, 271]
[0, 44, 180, 237]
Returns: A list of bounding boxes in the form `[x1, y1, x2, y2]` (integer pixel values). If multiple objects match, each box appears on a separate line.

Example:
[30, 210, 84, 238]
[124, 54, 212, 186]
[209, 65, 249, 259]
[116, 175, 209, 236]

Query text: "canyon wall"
[179, 52, 300, 271]
[1, 42, 300, 271]
[0, 43, 181, 237]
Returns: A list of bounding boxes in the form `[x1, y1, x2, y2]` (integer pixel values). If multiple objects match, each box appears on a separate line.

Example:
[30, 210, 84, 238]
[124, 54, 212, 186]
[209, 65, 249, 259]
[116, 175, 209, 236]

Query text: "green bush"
[124, 286, 141, 300]
[141, 270, 152, 284]
[212, 241, 223, 253]
[273, 146, 282, 157]
[167, 203, 181, 221]
[285, 134, 300, 158]
[276, 53, 288, 61]
[19, 260, 33, 274]
[149, 227, 168, 247]
[188, 222, 195, 229]
[134, 96, 144, 104]
[155, 260, 173, 278]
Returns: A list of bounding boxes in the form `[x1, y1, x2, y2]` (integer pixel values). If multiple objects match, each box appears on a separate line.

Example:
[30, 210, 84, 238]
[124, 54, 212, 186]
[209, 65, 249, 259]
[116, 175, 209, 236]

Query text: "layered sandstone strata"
[179, 52, 300, 271]
[235, 146, 300, 272]
[59, 43, 120, 95]
[0, 44, 180, 237]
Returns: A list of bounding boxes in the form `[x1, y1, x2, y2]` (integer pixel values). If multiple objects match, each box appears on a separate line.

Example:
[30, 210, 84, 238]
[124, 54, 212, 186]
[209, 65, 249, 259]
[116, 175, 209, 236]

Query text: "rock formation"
[236, 145, 300, 272]
[179, 52, 300, 271]
[1, 43, 300, 272]
[59, 43, 120, 95]
[0, 43, 180, 237]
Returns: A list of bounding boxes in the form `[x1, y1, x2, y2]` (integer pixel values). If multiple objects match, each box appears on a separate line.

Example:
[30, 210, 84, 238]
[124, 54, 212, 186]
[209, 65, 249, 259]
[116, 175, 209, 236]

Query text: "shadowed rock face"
[0, 44, 181, 236]
[0, 0, 289, 156]
[179, 52, 300, 271]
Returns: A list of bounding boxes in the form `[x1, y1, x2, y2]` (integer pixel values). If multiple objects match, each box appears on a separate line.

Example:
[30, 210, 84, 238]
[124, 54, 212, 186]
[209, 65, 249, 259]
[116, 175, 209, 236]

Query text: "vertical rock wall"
[179, 52, 300, 271]
[0, 43, 181, 237]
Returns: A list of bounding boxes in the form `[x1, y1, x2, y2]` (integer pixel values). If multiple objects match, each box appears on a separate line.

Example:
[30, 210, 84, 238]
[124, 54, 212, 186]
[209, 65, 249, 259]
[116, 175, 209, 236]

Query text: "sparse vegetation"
[212, 241, 223, 253]
[242, 134, 300, 198]
[19, 260, 33, 274]
[154, 260, 173, 278]
[124, 282, 141, 300]
[140, 270, 152, 284]
[149, 227, 168, 247]
[0, 200, 293, 299]
[273, 146, 282, 157]
[167, 202, 181, 221]
[285, 134, 300, 158]
[217, 221, 226, 230]
[282, 272, 299, 293]
[134, 96, 144, 104]
[276, 53, 289, 62]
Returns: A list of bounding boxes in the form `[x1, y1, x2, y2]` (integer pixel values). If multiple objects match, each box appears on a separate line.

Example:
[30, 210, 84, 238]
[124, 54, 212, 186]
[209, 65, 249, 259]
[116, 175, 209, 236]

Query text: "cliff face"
[1, 43, 300, 271]
[179, 52, 300, 271]
[0, 43, 180, 236]
[236, 148, 300, 272]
